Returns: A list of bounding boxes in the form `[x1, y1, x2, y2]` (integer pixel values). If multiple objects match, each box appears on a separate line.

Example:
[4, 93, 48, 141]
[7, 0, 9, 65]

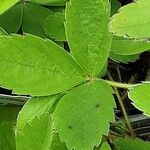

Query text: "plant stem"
[107, 72, 135, 138]
[104, 80, 134, 89]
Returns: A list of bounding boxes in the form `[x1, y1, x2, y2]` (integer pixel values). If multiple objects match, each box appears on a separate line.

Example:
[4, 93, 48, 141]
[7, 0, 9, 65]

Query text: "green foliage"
[22, 3, 53, 38]
[65, 0, 112, 76]
[0, 3, 22, 33]
[54, 80, 115, 150]
[26, 0, 66, 6]
[128, 82, 150, 116]
[0, 34, 85, 96]
[0, 0, 150, 149]
[0, 0, 20, 15]
[114, 138, 150, 150]
[100, 142, 111, 150]
[44, 12, 66, 41]
[16, 114, 53, 150]
[0, 105, 21, 150]
[110, 0, 150, 39]
[111, 36, 150, 55]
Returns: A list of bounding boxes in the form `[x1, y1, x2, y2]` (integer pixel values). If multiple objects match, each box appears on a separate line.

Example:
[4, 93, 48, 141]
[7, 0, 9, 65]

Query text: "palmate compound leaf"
[114, 137, 150, 150]
[110, 0, 150, 39]
[54, 80, 115, 150]
[0, 0, 20, 15]
[66, 0, 112, 76]
[16, 96, 60, 150]
[0, 34, 85, 96]
[128, 82, 150, 116]
[26, 0, 65, 6]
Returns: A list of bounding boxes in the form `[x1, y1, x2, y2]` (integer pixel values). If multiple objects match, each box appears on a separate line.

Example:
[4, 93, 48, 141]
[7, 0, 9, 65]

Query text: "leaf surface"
[0, 105, 21, 150]
[0, 34, 85, 96]
[128, 82, 150, 116]
[23, 3, 52, 38]
[44, 12, 66, 41]
[109, 52, 140, 64]
[111, 36, 150, 55]
[0, 0, 20, 14]
[49, 133, 68, 150]
[26, 0, 65, 6]
[66, 0, 112, 76]
[100, 142, 111, 150]
[16, 114, 53, 150]
[110, 0, 150, 39]
[114, 138, 150, 150]
[54, 80, 115, 150]
[0, 3, 23, 33]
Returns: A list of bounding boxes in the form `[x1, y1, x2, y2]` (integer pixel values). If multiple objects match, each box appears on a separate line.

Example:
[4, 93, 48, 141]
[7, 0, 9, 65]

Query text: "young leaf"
[0, 34, 85, 96]
[0, 105, 21, 150]
[54, 80, 115, 150]
[111, 36, 150, 55]
[0, 3, 23, 33]
[17, 95, 59, 130]
[23, 3, 53, 38]
[26, 0, 65, 6]
[49, 133, 68, 150]
[110, 0, 150, 39]
[114, 138, 150, 150]
[109, 52, 140, 64]
[128, 82, 150, 116]
[16, 114, 53, 150]
[44, 12, 66, 41]
[0, 0, 20, 14]
[66, 0, 112, 76]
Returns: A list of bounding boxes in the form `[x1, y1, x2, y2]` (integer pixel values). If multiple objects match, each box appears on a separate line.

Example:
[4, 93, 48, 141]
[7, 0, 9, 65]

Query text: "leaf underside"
[0, 34, 85, 96]
[54, 80, 115, 150]
[66, 0, 112, 76]
[128, 82, 150, 116]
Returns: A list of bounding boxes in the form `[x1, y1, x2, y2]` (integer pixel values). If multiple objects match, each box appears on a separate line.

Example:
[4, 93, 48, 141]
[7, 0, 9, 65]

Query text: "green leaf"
[0, 121, 16, 150]
[114, 138, 150, 150]
[100, 142, 111, 150]
[109, 52, 140, 64]
[23, 3, 52, 38]
[111, 0, 121, 16]
[0, 34, 85, 96]
[17, 96, 58, 130]
[66, 0, 112, 76]
[54, 80, 115, 150]
[0, 3, 23, 33]
[26, 0, 65, 6]
[0, 0, 20, 14]
[128, 82, 150, 116]
[44, 12, 66, 41]
[16, 114, 53, 150]
[0, 105, 21, 150]
[111, 36, 150, 55]
[49, 133, 68, 150]
[110, 0, 150, 39]
[0, 27, 7, 35]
